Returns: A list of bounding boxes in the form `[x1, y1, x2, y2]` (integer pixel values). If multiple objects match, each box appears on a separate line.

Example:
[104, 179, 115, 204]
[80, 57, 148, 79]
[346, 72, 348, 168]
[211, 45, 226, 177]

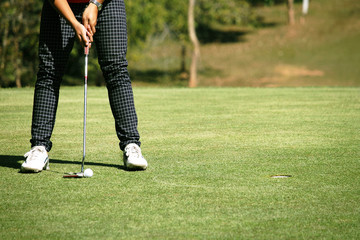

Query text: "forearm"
[48, 0, 78, 28]
[48, 0, 92, 46]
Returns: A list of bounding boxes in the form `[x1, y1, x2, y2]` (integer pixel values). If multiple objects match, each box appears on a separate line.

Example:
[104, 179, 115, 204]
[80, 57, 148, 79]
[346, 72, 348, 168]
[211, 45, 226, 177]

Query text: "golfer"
[21, 0, 148, 172]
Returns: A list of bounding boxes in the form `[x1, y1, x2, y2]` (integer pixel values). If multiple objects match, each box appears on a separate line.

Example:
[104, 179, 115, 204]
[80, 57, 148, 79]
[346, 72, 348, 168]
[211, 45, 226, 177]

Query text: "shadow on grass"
[130, 69, 188, 86]
[0, 155, 130, 172]
[197, 26, 250, 44]
[196, 19, 280, 44]
[254, 16, 280, 29]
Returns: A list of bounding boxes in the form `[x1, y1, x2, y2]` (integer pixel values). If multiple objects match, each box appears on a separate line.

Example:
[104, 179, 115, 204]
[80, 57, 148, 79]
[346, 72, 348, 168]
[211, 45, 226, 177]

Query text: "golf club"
[63, 46, 89, 178]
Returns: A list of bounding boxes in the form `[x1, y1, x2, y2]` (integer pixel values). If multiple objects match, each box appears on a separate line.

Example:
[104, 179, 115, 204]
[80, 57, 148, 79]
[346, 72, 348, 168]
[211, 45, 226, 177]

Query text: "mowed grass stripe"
[0, 87, 359, 239]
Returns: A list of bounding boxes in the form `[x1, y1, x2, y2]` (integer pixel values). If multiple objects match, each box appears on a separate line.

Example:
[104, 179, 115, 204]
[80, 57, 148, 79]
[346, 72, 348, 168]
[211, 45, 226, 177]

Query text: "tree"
[188, 0, 200, 88]
[196, 0, 252, 27]
[0, 0, 41, 88]
[287, 0, 295, 25]
[302, 0, 309, 14]
[0, 0, 257, 87]
[301, 0, 309, 24]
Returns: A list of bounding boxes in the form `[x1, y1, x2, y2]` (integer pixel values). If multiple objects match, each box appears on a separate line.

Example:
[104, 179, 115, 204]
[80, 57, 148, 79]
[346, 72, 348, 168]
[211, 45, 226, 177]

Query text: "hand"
[73, 21, 92, 47]
[82, 3, 98, 37]
[48, 0, 93, 47]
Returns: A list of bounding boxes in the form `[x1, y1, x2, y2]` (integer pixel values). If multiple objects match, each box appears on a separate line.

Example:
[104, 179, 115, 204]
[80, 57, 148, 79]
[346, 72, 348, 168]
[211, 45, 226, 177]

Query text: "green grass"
[0, 87, 359, 239]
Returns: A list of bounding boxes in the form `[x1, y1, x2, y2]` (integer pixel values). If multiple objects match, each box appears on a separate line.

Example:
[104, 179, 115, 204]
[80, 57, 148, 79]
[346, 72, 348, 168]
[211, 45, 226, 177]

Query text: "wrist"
[89, 0, 102, 11]
[72, 21, 86, 33]
[70, 19, 81, 29]
[87, 2, 98, 12]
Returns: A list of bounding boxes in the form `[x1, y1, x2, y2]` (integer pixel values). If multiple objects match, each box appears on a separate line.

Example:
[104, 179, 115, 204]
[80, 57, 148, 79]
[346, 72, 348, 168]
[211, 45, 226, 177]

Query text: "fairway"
[0, 87, 359, 239]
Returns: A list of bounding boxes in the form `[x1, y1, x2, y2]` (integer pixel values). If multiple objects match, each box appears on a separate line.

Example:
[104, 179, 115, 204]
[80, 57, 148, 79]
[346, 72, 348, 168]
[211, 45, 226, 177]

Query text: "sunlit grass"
[0, 87, 359, 239]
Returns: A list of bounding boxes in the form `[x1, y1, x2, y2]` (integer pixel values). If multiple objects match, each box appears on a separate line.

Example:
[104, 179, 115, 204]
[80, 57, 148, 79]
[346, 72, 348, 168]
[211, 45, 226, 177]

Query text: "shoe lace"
[125, 145, 141, 158]
[24, 147, 46, 161]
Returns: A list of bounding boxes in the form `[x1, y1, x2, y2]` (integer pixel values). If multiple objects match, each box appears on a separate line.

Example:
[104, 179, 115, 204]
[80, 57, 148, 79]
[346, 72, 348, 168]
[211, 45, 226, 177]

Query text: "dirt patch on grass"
[255, 64, 325, 87]
[202, 64, 326, 87]
[274, 64, 324, 77]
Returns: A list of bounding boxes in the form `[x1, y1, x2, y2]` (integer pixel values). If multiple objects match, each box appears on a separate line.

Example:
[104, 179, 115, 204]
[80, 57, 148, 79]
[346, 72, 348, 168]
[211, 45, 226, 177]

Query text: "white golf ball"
[84, 168, 93, 178]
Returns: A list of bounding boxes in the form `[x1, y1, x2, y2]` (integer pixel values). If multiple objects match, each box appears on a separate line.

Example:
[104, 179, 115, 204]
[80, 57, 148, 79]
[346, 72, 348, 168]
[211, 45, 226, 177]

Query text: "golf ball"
[84, 168, 93, 178]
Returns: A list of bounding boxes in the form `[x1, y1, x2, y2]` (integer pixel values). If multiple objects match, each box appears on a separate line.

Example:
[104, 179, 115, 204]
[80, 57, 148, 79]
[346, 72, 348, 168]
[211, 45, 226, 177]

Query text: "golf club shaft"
[81, 46, 89, 173]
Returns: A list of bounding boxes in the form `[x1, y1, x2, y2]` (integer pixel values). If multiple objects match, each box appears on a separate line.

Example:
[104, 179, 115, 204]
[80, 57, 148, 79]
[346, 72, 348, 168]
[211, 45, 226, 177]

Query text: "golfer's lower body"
[21, 0, 147, 172]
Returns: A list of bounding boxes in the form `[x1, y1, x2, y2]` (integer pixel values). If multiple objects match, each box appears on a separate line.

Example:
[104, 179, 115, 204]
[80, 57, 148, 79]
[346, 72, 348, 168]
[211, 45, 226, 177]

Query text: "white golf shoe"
[123, 143, 148, 170]
[21, 146, 49, 172]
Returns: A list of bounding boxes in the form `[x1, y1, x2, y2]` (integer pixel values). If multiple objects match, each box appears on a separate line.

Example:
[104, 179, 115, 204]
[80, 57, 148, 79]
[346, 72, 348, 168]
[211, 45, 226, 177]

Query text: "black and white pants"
[31, 0, 141, 152]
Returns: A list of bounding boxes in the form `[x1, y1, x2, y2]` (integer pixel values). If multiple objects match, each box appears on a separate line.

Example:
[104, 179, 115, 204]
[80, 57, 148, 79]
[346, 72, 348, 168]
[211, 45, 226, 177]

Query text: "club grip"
[84, 46, 89, 55]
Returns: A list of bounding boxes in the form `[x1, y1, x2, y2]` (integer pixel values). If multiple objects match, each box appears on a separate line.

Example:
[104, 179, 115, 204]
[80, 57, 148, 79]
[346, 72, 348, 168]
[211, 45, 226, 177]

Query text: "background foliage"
[0, 0, 256, 87]
[1, 0, 359, 88]
[0, 0, 42, 87]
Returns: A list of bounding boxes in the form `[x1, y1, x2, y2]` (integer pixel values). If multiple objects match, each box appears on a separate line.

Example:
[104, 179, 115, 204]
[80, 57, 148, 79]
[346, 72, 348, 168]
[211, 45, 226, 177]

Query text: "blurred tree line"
[0, 0, 295, 88]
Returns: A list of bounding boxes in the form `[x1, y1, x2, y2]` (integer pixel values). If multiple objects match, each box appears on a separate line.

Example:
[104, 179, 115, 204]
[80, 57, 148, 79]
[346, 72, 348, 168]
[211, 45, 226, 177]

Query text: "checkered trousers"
[31, 0, 140, 152]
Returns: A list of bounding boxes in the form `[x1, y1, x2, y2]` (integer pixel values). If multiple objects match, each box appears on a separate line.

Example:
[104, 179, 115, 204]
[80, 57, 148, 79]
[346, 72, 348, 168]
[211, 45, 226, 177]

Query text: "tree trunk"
[14, 40, 22, 88]
[13, 10, 23, 88]
[188, 0, 200, 88]
[287, 0, 295, 25]
[0, 21, 9, 83]
[301, 0, 309, 24]
[181, 45, 186, 73]
[302, 0, 309, 15]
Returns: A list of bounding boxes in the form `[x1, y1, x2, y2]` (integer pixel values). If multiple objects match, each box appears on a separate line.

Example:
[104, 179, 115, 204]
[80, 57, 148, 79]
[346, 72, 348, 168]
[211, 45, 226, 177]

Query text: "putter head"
[63, 172, 84, 178]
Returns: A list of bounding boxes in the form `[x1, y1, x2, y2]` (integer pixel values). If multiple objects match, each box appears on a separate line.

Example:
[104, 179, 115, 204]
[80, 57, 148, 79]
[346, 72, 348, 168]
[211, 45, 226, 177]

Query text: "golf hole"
[270, 175, 292, 178]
